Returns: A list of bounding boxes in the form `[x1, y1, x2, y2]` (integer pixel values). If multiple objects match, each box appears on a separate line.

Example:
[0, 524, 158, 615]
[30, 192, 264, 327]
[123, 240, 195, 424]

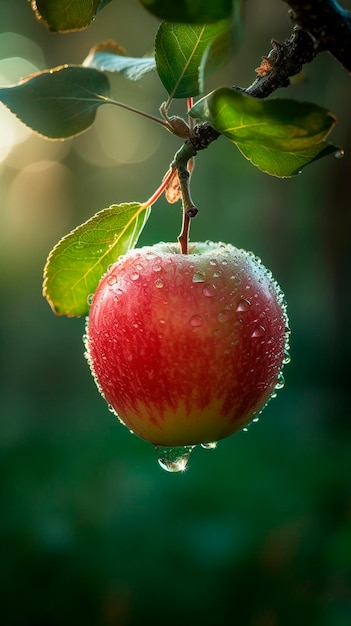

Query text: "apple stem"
[172, 143, 198, 254]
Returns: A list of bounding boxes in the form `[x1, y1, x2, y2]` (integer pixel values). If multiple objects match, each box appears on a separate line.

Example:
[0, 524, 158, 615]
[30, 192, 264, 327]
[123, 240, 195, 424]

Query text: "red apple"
[85, 241, 289, 458]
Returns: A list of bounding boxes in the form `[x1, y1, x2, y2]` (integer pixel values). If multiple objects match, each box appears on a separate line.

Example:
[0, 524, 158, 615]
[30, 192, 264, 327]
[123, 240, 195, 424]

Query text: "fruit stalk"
[172, 142, 198, 254]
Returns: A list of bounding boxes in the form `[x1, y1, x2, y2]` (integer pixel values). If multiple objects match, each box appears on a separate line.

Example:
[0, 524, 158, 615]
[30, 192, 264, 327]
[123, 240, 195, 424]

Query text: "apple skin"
[85, 241, 288, 447]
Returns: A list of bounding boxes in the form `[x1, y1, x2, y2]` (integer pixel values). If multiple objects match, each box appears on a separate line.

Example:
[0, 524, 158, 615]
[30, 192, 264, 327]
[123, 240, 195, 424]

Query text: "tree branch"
[283, 0, 351, 72]
[189, 0, 351, 154]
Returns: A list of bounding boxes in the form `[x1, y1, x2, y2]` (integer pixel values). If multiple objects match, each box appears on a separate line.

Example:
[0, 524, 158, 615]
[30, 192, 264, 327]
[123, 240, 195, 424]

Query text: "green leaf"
[139, 0, 234, 23]
[31, 0, 112, 32]
[83, 40, 156, 80]
[0, 65, 110, 139]
[43, 203, 151, 317]
[155, 20, 235, 99]
[190, 87, 339, 176]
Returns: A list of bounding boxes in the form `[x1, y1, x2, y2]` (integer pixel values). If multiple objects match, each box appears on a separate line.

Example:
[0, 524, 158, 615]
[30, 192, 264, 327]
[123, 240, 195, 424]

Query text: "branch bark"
[283, 0, 351, 72]
[189, 0, 351, 154]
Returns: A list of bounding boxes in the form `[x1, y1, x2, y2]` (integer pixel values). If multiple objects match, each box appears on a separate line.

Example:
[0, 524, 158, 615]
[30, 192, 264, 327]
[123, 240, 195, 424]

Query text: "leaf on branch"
[43, 203, 151, 317]
[190, 87, 339, 176]
[83, 40, 156, 80]
[0, 65, 111, 139]
[31, 0, 112, 32]
[155, 20, 237, 99]
[139, 0, 234, 23]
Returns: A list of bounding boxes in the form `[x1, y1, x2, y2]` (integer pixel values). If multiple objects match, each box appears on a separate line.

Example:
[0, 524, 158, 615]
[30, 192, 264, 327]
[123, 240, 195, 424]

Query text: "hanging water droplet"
[236, 298, 251, 312]
[203, 284, 216, 297]
[87, 293, 94, 306]
[335, 149, 345, 159]
[251, 324, 265, 338]
[201, 441, 217, 450]
[192, 271, 206, 283]
[275, 372, 285, 390]
[156, 445, 195, 472]
[283, 350, 291, 365]
[154, 279, 164, 289]
[190, 314, 203, 327]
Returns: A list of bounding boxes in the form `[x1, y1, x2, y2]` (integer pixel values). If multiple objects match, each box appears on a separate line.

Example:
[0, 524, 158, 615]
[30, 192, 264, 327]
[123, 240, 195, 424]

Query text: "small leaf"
[83, 40, 156, 80]
[31, 0, 112, 32]
[155, 20, 235, 98]
[190, 87, 339, 176]
[0, 65, 110, 139]
[139, 0, 234, 23]
[43, 203, 151, 317]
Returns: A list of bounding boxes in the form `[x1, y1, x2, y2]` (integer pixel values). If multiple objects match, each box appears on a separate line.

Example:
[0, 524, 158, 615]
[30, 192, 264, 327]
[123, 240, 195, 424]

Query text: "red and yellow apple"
[85, 241, 289, 448]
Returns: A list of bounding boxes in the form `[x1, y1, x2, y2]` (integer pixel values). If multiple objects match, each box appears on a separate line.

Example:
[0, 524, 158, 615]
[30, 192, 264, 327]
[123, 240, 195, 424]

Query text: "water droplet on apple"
[275, 372, 285, 390]
[201, 441, 217, 449]
[283, 350, 291, 365]
[236, 298, 251, 312]
[107, 274, 117, 286]
[156, 445, 195, 472]
[154, 279, 164, 289]
[203, 284, 216, 297]
[251, 324, 265, 338]
[192, 271, 206, 283]
[153, 264, 162, 272]
[130, 272, 140, 281]
[190, 314, 203, 327]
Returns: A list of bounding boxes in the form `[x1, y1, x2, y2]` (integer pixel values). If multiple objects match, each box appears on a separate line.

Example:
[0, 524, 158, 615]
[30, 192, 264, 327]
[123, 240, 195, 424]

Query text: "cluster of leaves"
[1, 0, 339, 316]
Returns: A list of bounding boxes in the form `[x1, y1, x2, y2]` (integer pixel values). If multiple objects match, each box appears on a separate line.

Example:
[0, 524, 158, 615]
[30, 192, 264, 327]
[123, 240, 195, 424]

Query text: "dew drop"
[154, 279, 164, 289]
[135, 263, 144, 271]
[190, 314, 203, 327]
[201, 441, 217, 450]
[87, 293, 94, 306]
[251, 324, 265, 338]
[335, 149, 345, 159]
[275, 372, 285, 390]
[156, 445, 195, 472]
[236, 298, 251, 312]
[130, 272, 140, 281]
[283, 350, 291, 365]
[192, 271, 206, 283]
[107, 274, 117, 286]
[153, 264, 162, 272]
[203, 284, 216, 297]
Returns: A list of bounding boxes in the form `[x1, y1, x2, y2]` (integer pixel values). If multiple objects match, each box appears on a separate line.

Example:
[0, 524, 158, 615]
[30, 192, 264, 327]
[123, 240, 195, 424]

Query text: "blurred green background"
[1, 1, 351, 624]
